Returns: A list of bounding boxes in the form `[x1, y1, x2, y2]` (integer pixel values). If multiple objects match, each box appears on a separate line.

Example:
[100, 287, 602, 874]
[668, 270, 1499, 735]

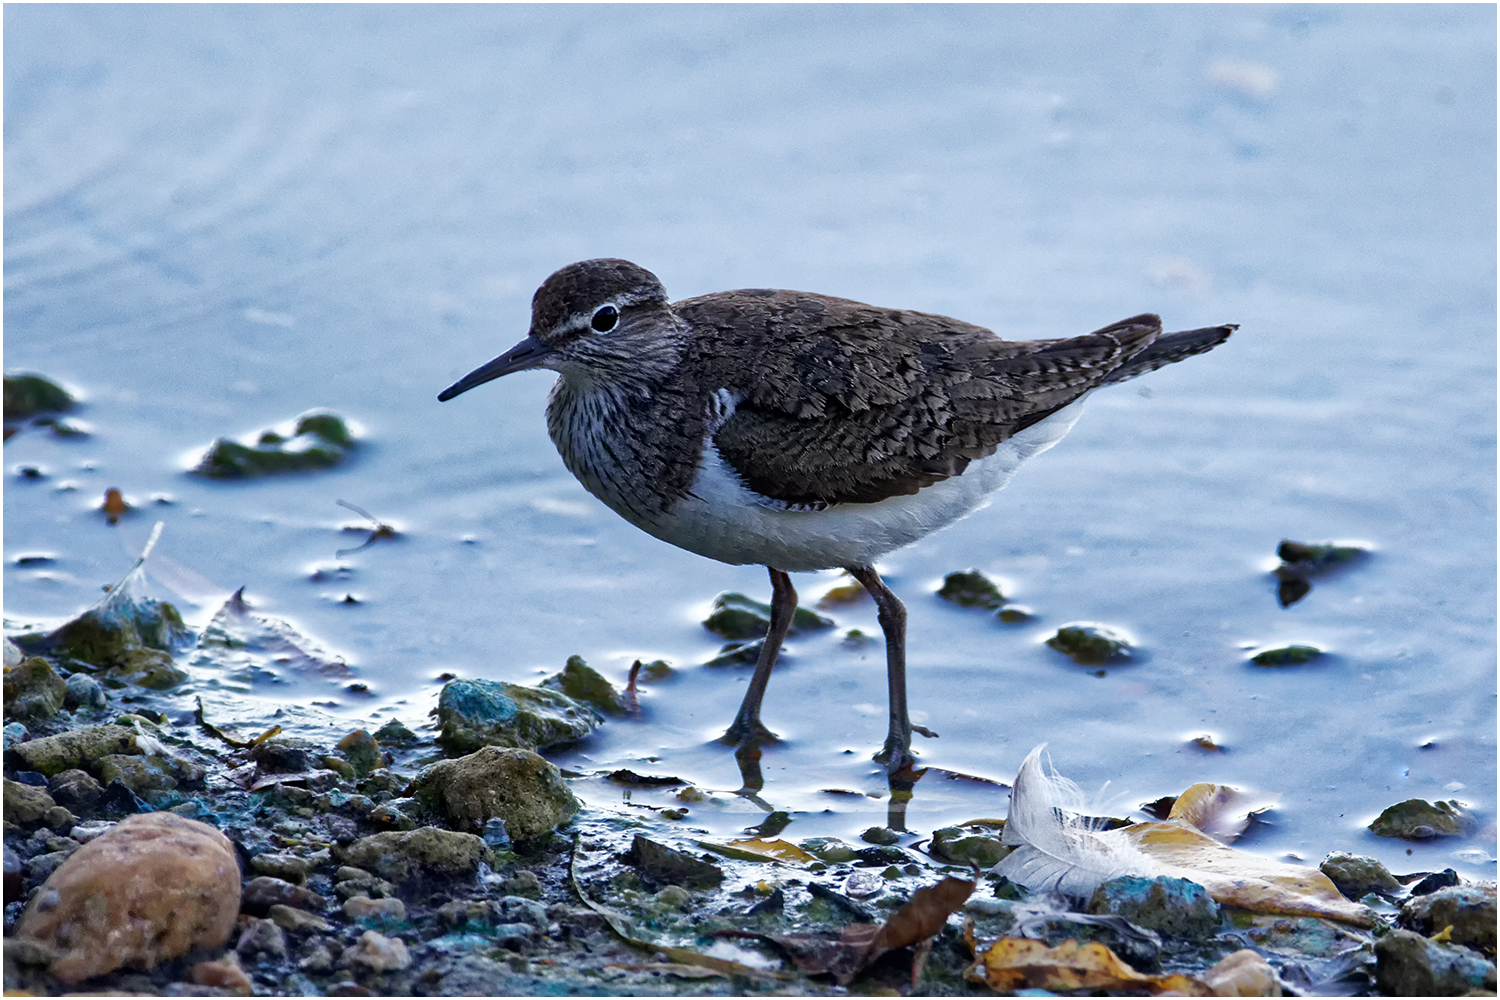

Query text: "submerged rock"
[1046, 623, 1133, 666]
[413, 746, 579, 849]
[4, 372, 75, 421]
[14, 812, 240, 984]
[1375, 927, 1497, 996]
[102, 648, 189, 689]
[1250, 644, 1324, 667]
[194, 410, 357, 479]
[1088, 875, 1221, 940]
[1399, 884, 1497, 953]
[337, 827, 493, 883]
[1319, 851, 1402, 899]
[1369, 798, 1472, 840]
[4, 656, 67, 720]
[435, 677, 600, 753]
[701, 592, 834, 640]
[936, 570, 1004, 609]
[541, 655, 629, 716]
[930, 821, 1010, 867]
[1273, 539, 1368, 608]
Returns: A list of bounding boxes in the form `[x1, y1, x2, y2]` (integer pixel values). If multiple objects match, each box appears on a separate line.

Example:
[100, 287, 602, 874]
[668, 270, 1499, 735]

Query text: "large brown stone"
[14, 812, 240, 983]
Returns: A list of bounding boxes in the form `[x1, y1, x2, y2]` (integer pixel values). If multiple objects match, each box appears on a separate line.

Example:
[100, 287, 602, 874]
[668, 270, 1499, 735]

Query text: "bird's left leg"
[848, 565, 935, 773]
[721, 567, 796, 747]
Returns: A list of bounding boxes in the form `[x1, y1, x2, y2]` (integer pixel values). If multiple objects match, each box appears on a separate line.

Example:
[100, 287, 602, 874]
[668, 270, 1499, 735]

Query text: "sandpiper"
[439, 259, 1234, 772]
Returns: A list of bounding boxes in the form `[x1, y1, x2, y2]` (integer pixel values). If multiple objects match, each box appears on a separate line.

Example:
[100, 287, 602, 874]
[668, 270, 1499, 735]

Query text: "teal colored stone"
[1088, 874, 1220, 940]
[436, 678, 600, 753]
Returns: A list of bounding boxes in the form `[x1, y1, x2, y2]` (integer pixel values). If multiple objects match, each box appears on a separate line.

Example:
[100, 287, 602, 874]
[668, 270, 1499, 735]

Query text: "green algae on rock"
[11, 724, 140, 776]
[936, 570, 1004, 609]
[701, 592, 834, 640]
[1319, 851, 1402, 899]
[336, 730, 384, 775]
[193, 410, 356, 478]
[929, 821, 1010, 867]
[4, 373, 75, 420]
[413, 746, 579, 849]
[1369, 798, 1473, 840]
[1250, 644, 1324, 667]
[436, 677, 600, 753]
[1046, 623, 1133, 666]
[541, 656, 629, 716]
[4, 657, 68, 721]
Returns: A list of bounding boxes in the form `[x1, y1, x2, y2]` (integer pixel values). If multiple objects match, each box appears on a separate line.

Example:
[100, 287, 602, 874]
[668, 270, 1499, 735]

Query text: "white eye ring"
[591, 304, 620, 333]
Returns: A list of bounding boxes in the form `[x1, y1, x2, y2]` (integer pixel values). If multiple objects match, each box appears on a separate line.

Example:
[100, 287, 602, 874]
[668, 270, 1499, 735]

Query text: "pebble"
[4, 777, 58, 825]
[10, 723, 138, 775]
[1088, 874, 1221, 940]
[250, 850, 313, 883]
[343, 894, 407, 924]
[14, 812, 240, 983]
[48, 768, 104, 813]
[1318, 851, 1402, 899]
[434, 676, 601, 754]
[237, 916, 289, 959]
[189, 957, 254, 996]
[270, 903, 333, 933]
[412, 746, 579, 849]
[1375, 927, 1497, 995]
[337, 826, 492, 882]
[63, 671, 107, 711]
[1398, 883, 1497, 952]
[340, 929, 411, 972]
[1199, 948, 1283, 996]
[241, 875, 326, 915]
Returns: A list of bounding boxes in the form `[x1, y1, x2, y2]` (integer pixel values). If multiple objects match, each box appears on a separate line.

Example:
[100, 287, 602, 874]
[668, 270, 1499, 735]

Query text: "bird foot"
[912, 725, 939, 739]
[873, 742, 919, 775]
[719, 718, 779, 749]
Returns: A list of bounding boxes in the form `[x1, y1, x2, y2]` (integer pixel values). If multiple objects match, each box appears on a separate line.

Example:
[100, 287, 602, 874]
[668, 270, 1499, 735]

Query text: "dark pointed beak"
[437, 335, 554, 401]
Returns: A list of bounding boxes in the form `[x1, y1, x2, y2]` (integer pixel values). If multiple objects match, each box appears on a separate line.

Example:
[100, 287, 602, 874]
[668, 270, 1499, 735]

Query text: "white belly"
[627, 399, 1088, 572]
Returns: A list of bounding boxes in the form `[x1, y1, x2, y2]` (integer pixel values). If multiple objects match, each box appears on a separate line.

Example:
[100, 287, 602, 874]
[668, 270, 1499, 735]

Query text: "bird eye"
[591, 305, 619, 332]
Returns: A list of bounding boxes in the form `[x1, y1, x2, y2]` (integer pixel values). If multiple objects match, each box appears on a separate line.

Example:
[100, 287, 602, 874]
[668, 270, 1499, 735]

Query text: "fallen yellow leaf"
[701, 838, 817, 864]
[1124, 820, 1376, 927]
[968, 937, 1211, 995]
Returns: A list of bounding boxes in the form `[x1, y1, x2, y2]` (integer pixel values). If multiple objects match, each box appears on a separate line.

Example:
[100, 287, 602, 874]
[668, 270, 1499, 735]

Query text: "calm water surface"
[5, 6, 1494, 876]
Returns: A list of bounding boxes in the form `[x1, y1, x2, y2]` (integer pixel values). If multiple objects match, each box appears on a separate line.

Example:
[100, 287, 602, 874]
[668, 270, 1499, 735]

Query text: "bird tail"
[1104, 323, 1237, 384]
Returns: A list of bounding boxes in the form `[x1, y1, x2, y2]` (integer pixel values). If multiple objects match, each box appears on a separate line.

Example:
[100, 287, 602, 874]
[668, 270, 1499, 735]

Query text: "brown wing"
[676, 289, 1164, 507]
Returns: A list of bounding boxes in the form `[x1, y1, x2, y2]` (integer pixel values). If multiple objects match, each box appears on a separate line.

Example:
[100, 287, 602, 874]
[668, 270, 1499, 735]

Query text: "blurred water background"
[4, 5, 1494, 876]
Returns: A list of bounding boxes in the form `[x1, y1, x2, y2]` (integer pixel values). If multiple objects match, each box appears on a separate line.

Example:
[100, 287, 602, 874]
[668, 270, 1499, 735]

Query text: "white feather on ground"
[993, 744, 1160, 895]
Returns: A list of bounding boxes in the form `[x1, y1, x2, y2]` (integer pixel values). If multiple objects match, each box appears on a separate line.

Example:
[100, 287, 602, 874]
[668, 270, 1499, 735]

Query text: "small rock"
[500, 869, 542, 898]
[412, 746, 579, 848]
[344, 894, 407, 925]
[337, 827, 492, 883]
[705, 639, 762, 667]
[701, 591, 834, 640]
[102, 648, 188, 689]
[800, 837, 859, 864]
[930, 822, 1010, 867]
[3, 720, 28, 751]
[241, 876, 325, 916]
[435, 677, 600, 753]
[4, 656, 67, 720]
[1410, 868, 1461, 895]
[541, 655, 630, 716]
[10, 723, 138, 775]
[860, 826, 900, 846]
[1369, 799, 1472, 840]
[14, 812, 240, 983]
[269, 903, 333, 933]
[1399, 884, 1497, 952]
[47, 770, 103, 814]
[63, 672, 108, 710]
[336, 730, 382, 775]
[1250, 645, 1324, 667]
[1375, 927, 1497, 996]
[936, 570, 1005, 609]
[95, 753, 178, 800]
[625, 834, 723, 889]
[372, 718, 419, 746]
[195, 410, 356, 479]
[1088, 875, 1221, 940]
[4, 777, 57, 825]
[493, 895, 548, 928]
[340, 929, 411, 972]
[653, 885, 693, 911]
[1200, 949, 1283, 996]
[482, 816, 512, 850]
[189, 957, 254, 996]
[250, 851, 312, 884]
[1046, 623, 1133, 666]
[24, 851, 73, 885]
[367, 798, 418, 831]
[4, 373, 75, 420]
[1319, 851, 1401, 899]
[249, 737, 317, 773]
[237, 916, 288, 958]
[42, 805, 75, 830]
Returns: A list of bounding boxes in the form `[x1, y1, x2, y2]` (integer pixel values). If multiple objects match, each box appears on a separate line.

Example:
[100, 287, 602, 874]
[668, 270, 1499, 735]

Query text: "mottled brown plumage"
[439, 258, 1235, 773]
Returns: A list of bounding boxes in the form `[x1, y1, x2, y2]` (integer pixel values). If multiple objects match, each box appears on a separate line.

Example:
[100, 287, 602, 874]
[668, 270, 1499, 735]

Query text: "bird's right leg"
[721, 566, 796, 747]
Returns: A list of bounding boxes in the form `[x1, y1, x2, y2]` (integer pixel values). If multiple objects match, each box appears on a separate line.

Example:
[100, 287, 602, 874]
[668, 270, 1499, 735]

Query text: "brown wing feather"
[677, 290, 1165, 506]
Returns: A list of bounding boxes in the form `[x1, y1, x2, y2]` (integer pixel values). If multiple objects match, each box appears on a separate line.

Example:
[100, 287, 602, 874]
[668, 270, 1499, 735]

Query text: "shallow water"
[5, 6, 1495, 878]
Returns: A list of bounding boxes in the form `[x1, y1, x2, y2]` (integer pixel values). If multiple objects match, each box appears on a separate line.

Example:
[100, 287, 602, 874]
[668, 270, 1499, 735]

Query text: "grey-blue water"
[5, 5, 1494, 878]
